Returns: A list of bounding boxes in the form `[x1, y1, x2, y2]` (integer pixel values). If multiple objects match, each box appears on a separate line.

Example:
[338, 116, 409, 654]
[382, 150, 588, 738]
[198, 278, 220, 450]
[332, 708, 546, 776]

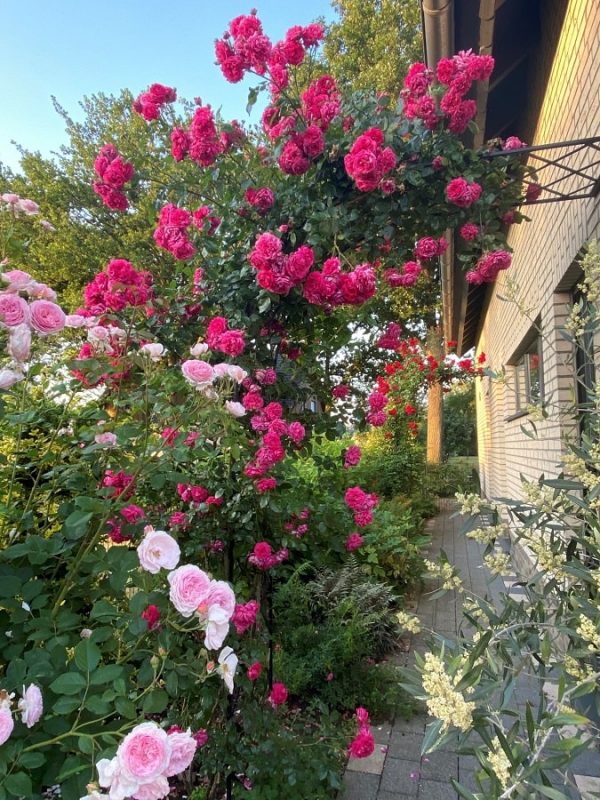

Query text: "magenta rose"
[168, 564, 211, 617]
[29, 300, 66, 335]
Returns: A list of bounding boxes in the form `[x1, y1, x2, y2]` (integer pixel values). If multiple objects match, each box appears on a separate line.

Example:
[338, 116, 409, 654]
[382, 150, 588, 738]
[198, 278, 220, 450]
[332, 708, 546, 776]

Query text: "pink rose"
[118, 722, 171, 781]
[164, 729, 197, 777]
[0, 368, 24, 390]
[18, 683, 43, 728]
[1, 269, 34, 292]
[226, 365, 248, 384]
[29, 300, 66, 335]
[181, 359, 215, 388]
[140, 343, 166, 361]
[0, 293, 30, 327]
[17, 198, 40, 215]
[64, 314, 88, 328]
[204, 605, 230, 650]
[206, 580, 236, 620]
[95, 431, 117, 447]
[225, 401, 246, 417]
[138, 530, 181, 574]
[0, 708, 13, 745]
[168, 564, 211, 617]
[8, 324, 31, 362]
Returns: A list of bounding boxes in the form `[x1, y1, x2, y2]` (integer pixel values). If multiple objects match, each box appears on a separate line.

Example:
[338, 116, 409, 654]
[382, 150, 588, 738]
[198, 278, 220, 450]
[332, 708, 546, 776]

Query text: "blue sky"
[0, 0, 335, 172]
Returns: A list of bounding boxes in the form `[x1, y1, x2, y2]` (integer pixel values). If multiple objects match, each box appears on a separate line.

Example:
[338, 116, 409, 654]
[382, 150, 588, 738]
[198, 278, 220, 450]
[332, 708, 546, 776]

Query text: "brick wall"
[476, 0, 600, 501]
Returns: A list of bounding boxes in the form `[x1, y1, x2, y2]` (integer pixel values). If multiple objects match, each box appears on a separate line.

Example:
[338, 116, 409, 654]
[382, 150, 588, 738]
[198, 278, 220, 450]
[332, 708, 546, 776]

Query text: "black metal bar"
[483, 135, 600, 159]
[523, 192, 600, 205]
[226, 772, 234, 800]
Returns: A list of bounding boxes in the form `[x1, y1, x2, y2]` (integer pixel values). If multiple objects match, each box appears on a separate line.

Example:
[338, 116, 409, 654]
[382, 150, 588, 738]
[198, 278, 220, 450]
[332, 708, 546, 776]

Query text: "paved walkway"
[343, 499, 600, 800]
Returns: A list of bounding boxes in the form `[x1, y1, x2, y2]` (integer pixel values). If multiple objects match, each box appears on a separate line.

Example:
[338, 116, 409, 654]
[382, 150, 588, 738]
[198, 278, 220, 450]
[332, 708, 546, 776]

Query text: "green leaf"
[74, 639, 101, 672]
[18, 752, 45, 769]
[531, 785, 569, 800]
[90, 664, 124, 686]
[421, 718, 444, 754]
[142, 688, 168, 713]
[52, 696, 82, 714]
[115, 697, 137, 719]
[49, 672, 87, 695]
[5, 772, 32, 797]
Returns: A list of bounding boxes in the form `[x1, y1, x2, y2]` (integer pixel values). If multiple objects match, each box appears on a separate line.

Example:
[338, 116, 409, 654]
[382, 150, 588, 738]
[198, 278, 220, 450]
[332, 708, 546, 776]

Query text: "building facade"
[424, 0, 600, 509]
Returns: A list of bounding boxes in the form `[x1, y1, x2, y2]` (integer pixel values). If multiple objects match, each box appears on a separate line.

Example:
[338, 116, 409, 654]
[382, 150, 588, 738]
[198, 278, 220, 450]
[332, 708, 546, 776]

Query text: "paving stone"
[376, 793, 416, 800]
[342, 771, 380, 800]
[347, 747, 386, 775]
[388, 732, 424, 761]
[373, 721, 392, 743]
[417, 779, 458, 799]
[421, 750, 459, 781]
[379, 758, 420, 795]
[570, 747, 600, 777]
[394, 714, 427, 735]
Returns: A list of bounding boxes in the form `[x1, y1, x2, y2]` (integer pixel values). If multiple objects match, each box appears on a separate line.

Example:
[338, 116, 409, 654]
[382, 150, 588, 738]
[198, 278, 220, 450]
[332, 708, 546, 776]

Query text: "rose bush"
[0, 9, 536, 798]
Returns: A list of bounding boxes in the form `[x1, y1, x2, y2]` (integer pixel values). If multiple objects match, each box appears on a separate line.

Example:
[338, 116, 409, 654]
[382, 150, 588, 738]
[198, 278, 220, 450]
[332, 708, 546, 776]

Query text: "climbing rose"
[245, 187, 275, 213]
[141, 605, 161, 631]
[348, 728, 375, 758]
[18, 684, 43, 728]
[247, 661, 262, 681]
[231, 600, 260, 634]
[459, 223, 480, 241]
[344, 446, 362, 468]
[268, 682, 288, 707]
[445, 177, 482, 208]
[345, 532, 364, 551]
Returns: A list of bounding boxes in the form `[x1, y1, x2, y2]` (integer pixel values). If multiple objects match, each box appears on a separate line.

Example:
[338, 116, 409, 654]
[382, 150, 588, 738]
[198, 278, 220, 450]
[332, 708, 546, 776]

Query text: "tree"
[324, 0, 422, 95]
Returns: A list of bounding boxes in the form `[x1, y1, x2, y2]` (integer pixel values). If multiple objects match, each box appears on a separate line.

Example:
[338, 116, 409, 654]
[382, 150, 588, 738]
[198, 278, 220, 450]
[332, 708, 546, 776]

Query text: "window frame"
[506, 331, 544, 421]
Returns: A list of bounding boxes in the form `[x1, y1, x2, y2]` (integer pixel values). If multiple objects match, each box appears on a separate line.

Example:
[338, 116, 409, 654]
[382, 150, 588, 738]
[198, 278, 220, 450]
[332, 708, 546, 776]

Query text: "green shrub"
[424, 458, 479, 497]
[273, 561, 416, 720]
[359, 500, 429, 591]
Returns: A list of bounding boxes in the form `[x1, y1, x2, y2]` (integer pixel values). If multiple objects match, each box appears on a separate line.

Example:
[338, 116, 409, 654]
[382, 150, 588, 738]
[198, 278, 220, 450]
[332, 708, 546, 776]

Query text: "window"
[510, 335, 543, 417]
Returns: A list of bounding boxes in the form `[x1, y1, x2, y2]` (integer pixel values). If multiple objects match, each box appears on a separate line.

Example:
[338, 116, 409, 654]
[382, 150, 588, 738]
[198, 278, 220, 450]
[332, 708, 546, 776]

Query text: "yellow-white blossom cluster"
[579, 240, 600, 304]
[526, 534, 568, 580]
[466, 523, 507, 545]
[396, 610, 421, 634]
[462, 598, 489, 621]
[563, 450, 600, 505]
[522, 481, 569, 515]
[576, 615, 600, 652]
[424, 559, 464, 592]
[564, 302, 587, 338]
[525, 403, 546, 422]
[487, 738, 512, 788]
[421, 652, 475, 732]
[484, 549, 512, 576]
[455, 492, 485, 515]
[564, 655, 595, 681]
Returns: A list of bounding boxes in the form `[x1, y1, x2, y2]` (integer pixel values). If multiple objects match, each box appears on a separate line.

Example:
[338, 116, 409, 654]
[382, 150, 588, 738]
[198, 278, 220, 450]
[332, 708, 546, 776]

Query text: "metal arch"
[483, 135, 600, 204]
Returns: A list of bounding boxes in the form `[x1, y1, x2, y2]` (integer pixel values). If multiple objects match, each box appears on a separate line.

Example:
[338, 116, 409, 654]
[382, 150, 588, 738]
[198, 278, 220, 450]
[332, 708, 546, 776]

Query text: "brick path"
[342, 499, 600, 800]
